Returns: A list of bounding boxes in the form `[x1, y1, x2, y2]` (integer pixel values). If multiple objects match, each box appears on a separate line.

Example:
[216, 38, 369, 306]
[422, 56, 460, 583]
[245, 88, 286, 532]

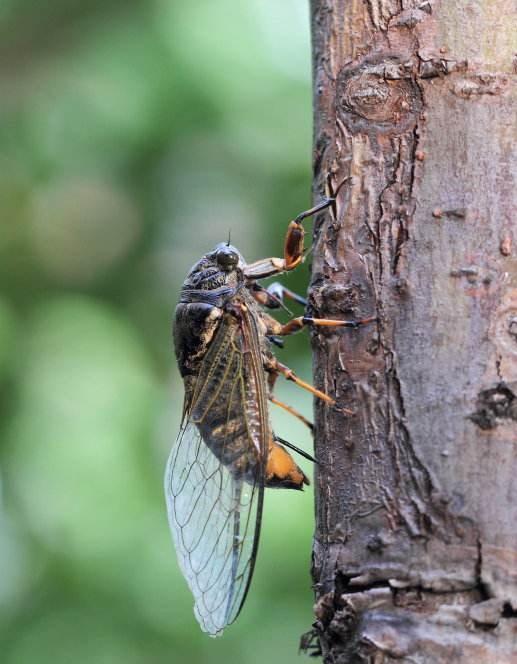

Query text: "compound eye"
[216, 247, 239, 270]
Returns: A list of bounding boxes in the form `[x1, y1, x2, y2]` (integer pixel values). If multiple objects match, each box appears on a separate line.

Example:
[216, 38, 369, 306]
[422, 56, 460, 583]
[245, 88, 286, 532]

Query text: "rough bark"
[305, 1, 517, 662]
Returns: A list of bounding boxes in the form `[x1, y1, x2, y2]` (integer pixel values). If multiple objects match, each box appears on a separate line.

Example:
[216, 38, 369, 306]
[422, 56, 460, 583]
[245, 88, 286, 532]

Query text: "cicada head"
[182, 243, 245, 294]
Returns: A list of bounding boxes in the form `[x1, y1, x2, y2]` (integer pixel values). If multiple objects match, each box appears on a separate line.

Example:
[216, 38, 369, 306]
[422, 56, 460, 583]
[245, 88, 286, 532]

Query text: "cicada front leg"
[243, 197, 336, 281]
[244, 175, 351, 281]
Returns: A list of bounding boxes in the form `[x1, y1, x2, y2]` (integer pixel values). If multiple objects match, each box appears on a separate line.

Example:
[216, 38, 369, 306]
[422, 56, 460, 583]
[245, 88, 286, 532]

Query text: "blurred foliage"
[0, 1, 319, 662]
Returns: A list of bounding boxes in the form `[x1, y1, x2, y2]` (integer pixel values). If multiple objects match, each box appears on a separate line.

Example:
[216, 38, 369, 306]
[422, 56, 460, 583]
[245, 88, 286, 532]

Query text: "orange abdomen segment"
[265, 440, 309, 490]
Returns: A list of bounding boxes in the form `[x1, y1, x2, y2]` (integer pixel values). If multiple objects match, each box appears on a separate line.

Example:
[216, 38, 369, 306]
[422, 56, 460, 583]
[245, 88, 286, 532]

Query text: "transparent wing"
[165, 422, 262, 636]
[165, 318, 266, 636]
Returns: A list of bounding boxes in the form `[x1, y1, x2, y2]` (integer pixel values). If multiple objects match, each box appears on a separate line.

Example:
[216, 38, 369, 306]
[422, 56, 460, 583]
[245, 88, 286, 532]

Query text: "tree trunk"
[306, 1, 517, 661]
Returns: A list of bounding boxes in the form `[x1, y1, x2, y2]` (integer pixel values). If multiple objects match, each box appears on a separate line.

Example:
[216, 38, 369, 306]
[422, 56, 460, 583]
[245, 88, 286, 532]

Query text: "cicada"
[164, 185, 374, 636]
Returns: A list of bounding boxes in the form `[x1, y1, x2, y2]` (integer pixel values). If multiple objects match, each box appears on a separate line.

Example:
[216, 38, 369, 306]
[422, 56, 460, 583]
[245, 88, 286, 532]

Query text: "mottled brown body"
[175, 259, 308, 490]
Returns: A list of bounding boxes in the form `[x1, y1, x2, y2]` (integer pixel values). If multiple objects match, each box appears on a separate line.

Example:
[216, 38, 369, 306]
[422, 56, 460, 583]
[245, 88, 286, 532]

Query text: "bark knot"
[469, 382, 517, 430]
[336, 57, 422, 135]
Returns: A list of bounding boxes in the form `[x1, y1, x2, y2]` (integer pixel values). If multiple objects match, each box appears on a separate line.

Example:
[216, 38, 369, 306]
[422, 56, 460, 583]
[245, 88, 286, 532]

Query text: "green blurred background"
[0, 1, 319, 662]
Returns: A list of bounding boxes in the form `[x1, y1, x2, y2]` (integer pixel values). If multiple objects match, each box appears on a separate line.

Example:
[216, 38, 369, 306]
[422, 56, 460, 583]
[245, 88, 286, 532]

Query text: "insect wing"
[165, 316, 266, 636]
[165, 423, 263, 635]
